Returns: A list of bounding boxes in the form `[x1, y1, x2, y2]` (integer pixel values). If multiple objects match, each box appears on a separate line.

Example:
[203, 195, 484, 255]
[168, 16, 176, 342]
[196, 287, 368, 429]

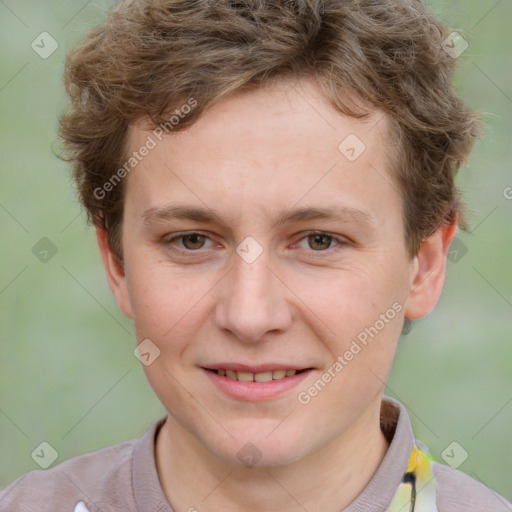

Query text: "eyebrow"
[141, 203, 374, 229]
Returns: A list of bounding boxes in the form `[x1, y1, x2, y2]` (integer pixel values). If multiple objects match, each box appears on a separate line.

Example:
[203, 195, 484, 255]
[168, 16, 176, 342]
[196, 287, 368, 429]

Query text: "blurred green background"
[1, 0, 511, 500]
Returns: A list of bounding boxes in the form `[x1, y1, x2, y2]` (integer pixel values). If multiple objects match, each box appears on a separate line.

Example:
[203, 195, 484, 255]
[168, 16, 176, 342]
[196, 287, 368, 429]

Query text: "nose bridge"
[215, 246, 290, 343]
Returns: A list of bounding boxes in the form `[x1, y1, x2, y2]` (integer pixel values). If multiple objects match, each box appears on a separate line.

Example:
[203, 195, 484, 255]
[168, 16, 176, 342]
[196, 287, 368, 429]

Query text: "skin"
[97, 77, 457, 511]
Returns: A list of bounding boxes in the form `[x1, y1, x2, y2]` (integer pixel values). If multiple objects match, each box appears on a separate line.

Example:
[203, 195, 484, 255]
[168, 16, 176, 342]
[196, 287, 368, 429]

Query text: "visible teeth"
[237, 371, 254, 382]
[216, 369, 299, 381]
[254, 371, 273, 382]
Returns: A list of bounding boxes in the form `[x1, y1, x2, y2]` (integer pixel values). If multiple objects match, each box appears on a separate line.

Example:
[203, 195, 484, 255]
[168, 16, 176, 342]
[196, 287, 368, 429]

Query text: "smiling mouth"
[204, 368, 310, 382]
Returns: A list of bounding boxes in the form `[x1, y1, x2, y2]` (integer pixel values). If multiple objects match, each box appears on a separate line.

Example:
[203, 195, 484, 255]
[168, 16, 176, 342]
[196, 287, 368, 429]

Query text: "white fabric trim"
[73, 502, 90, 512]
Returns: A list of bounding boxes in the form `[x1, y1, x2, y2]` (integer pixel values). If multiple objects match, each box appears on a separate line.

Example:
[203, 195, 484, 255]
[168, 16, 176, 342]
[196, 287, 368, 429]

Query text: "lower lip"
[202, 368, 313, 401]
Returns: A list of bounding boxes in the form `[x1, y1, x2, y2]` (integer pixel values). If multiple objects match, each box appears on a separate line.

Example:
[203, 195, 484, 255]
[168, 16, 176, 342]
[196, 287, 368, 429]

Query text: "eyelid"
[162, 230, 350, 256]
[292, 231, 351, 253]
[162, 231, 217, 250]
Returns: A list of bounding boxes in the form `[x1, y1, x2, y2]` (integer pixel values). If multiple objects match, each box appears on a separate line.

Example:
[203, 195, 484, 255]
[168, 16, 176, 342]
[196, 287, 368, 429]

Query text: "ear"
[404, 220, 458, 320]
[96, 227, 134, 319]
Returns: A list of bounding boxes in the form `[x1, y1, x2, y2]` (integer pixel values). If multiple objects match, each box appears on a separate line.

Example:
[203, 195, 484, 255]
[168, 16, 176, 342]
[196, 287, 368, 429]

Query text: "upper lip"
[202, 363, 312, 373]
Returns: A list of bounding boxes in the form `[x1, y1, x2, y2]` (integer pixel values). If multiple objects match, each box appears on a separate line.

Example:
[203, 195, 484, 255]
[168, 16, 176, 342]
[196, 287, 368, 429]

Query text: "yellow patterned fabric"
[386, 442, 438, 512]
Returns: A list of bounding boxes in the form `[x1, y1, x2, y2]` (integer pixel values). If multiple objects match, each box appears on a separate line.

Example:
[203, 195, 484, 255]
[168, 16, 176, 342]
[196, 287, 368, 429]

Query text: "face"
[98, 77, 453, 468]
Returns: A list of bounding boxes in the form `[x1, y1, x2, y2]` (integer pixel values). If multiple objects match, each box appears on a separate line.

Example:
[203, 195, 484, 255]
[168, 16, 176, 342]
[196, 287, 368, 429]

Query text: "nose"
[215, 247, 292, 343]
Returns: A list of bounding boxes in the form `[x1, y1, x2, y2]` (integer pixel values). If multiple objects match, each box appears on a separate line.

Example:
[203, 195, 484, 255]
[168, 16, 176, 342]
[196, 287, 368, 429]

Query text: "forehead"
[123, 78, 400, 231]
[129, 77, 390, 155]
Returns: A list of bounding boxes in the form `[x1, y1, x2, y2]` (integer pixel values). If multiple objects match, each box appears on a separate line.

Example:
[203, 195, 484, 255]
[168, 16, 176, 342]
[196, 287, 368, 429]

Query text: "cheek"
[295, 261, 403, 336]
[124, 252, 204, 339]
[291, 261, 406, 397]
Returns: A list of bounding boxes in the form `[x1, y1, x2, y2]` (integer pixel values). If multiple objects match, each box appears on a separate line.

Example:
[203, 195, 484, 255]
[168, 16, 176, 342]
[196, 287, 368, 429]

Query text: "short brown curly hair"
[59, 0, 481, 264]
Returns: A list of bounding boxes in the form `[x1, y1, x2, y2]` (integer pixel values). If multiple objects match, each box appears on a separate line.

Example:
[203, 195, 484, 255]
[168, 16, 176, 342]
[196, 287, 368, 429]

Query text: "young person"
[1, 0, 510, 510]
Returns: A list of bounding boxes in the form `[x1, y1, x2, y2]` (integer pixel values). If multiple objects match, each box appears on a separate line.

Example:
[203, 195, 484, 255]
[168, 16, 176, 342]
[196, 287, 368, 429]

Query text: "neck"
[156, 395, 389, 512]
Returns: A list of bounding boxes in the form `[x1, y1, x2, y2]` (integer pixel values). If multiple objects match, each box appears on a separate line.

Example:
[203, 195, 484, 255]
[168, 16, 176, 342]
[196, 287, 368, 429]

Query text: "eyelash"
[161, 231, 349, 257]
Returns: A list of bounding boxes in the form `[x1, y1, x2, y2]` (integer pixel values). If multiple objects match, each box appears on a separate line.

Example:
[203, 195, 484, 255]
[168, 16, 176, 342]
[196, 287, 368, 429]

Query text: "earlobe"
[95, 227, 134, 319]
[404, 221, 458, 320]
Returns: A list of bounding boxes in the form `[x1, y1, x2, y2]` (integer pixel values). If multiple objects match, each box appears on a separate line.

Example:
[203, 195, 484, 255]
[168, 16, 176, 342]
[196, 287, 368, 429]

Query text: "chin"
[203, 427, 312, 469]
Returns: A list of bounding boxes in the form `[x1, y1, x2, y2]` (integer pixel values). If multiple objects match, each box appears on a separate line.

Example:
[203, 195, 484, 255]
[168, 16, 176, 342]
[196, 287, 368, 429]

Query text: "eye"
[163, 232, 215, 252]
[180, 233, 209, 250]
[295, 231, 349, 253]
[161, 230, 349, 258]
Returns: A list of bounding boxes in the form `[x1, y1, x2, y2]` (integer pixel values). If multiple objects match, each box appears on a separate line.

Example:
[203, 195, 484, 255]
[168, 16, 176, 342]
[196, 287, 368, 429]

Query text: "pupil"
[184, 234, 204, 249]
[309, 234, 330, 250]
